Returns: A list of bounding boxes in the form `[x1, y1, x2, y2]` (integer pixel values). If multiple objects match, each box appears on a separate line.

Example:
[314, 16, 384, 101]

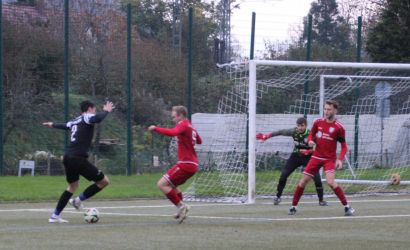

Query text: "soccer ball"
[84, 208, 100, 223]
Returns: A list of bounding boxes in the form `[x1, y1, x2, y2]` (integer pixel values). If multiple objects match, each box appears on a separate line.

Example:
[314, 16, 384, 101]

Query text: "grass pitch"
[0, 196, 409, 250]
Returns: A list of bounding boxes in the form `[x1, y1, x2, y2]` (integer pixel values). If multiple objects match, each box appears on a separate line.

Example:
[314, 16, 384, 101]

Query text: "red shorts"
[303, 157, 336, 177]
[164, 163, 198, 187]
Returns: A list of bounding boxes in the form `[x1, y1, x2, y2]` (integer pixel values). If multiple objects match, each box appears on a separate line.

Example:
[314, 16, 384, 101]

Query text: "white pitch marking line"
[0, 198, 409, 213]
[259, 198, 410, 205]
[68, 210, 410, 222]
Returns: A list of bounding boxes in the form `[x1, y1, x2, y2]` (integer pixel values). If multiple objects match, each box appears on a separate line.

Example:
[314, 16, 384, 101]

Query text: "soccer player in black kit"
[43, 100, 114, 223]
[256, 117, 327, 206]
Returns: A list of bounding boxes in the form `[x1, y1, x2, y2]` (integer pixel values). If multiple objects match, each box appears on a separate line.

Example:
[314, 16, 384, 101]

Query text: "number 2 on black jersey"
[71, 125, 78, 142]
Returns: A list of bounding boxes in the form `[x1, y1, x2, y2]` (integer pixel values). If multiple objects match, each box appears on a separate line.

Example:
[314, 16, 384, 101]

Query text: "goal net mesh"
[184, 62, 410, 202]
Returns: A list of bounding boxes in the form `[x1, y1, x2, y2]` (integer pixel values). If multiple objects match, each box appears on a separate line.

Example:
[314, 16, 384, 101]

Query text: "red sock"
[292, 185, 305, 206]
[165, 189, 181, 206]
[332, 186, 348, 206]
[177, 192, 183, 201]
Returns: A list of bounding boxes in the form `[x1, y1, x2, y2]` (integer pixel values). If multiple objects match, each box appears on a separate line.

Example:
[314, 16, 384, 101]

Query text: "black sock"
[80, 184, 102, 201]
[276, 179, 286, 198]
[316, 187, 324, 202]
[54, 190, 73, 216]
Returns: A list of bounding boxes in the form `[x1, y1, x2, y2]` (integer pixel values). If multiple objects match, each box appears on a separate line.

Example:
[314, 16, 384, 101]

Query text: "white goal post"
[248, 60, 410, 204]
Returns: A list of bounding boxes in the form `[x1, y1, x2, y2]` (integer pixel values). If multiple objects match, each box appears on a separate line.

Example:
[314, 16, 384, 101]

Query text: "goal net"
[185, 60, 410, 203]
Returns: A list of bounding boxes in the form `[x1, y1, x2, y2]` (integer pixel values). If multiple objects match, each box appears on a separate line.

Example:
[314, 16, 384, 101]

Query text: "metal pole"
[354, 113, 359, 168]
[303, 14, 312, 117]
[187, 7, 193, 120]
[247, 12, 256, 204]
[0, 0, 3, 175]
[356, 16, 362, 63]
[126, 4, 133, 175]
[246, 12, 256, 154]
[248, 60, 257, 204]
[306, 14, 312, 62]
[64, 0, 70, 149]
[319, 75, 325, 116]
[354, 16, 362, 168]
[250, 12, 256, 60]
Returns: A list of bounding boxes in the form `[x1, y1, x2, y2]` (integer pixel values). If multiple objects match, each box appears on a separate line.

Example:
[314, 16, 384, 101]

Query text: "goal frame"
[248, 60, 410, 204]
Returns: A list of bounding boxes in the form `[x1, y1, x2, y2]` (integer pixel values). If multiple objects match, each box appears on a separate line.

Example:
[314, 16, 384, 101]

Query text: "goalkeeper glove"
[256, 133, 272, 141]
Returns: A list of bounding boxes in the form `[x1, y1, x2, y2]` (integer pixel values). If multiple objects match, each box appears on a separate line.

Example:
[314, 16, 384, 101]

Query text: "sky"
[229, 0, 313, 57]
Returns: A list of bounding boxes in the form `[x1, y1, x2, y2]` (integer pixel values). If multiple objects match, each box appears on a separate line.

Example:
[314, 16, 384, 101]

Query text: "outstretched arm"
[148, 123, 186, 137]
[256, 128, 294, 141]
[42, 122, 70, 130]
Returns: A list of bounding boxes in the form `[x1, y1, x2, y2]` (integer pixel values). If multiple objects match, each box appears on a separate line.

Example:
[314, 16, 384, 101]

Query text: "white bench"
[18, 160, 35, 177]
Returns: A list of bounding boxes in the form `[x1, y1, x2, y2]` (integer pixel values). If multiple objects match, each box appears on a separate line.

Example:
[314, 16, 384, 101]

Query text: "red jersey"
[308, 118, 348, 161]
[154, 119, 202, 166]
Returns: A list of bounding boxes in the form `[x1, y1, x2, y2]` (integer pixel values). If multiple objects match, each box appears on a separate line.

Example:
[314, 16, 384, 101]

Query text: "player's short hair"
[172, 105, 188, 117]
[80, 100, 95, 112]
[296, 117, 307, 125]
[325, 99, 339, 110]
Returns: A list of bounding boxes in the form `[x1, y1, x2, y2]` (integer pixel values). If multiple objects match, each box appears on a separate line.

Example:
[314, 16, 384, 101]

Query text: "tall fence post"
[354, 16, 363, 169]
[126, 4, 133, 175]
[187, 7, 193, 120]
[356, 16, 362, 63]
[64, 0, 70, 149]
[304, 14, 312, 117]
[0, 0, 4, 175]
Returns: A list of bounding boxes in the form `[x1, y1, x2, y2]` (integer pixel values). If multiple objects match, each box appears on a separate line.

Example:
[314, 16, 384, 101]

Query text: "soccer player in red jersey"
[148, 106, 202, 223]
[289, 100, 355, 216]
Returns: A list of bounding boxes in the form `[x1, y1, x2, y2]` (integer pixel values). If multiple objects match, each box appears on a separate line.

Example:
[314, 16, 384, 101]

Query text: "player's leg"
[289, 158, 321, 215]
[157, 176, 181, 205]
[158, 163, 197, 223]
[312, 172, 327, 206]
[324, 162, 355, 215]
[300, 156, 327, 206]
[175, 187, 183, 201]
[70, 158, 109, 210]
[157, 176, 189, 222]
[275, 154, 300, 205]
[49, 156, 79, 223]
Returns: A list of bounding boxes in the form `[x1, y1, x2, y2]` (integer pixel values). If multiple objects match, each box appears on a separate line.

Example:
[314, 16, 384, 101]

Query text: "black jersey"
[53, 111, 109, 157]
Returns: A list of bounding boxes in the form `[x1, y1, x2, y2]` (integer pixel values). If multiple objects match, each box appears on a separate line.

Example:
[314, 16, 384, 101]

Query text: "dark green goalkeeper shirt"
[271, 128, 311, 154]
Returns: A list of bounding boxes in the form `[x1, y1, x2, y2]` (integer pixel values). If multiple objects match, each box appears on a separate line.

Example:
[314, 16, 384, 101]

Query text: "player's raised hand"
[103, 101, 115, 112]
[42, 122, 53, 128]
[335, 159, 343, 170]
[148, 125, 157, 131]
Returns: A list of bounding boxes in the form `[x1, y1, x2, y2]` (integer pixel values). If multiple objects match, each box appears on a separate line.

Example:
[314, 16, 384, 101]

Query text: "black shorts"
[63, 154, 105, 183]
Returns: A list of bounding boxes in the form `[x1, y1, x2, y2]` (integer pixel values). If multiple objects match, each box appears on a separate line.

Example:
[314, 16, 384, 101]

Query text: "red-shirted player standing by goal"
[149, 106, 202, 223]
[289, 100, 355, 216]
